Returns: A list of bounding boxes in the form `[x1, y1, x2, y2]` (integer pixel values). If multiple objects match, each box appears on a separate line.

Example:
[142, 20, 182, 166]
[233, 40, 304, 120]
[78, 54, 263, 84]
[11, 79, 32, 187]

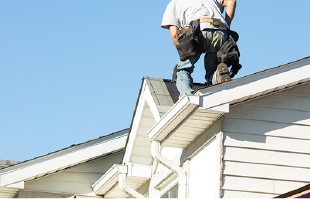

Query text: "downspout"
[117, 165, 145, 198]
[151, 141, 187, 198]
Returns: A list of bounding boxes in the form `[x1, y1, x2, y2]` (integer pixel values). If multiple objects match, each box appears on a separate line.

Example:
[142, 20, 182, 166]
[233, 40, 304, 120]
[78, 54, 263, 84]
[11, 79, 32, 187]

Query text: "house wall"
[188, 138, 217, 198]
[150, 118, 222, 198]
[221, 82, 310, 198]
[18, 151, 123, 198]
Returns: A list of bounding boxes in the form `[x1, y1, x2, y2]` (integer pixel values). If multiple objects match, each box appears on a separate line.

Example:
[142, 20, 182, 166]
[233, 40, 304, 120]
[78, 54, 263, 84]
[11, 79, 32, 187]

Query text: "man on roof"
[161, 0, 237, 98]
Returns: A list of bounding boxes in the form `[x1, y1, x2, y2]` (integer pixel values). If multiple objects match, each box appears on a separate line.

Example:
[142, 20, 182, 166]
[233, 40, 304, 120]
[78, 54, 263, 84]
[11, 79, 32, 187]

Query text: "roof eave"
[147, 94, 200, 142]
[0, 131, 128, 186]
[92, 164, 151, 197]
[148, 56, 310, 148]
[92, 164, 120, 195]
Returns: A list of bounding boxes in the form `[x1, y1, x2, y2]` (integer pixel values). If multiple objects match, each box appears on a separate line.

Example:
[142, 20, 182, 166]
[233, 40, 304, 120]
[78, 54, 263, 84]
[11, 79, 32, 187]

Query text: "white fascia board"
[144, 83, 161, 123]
[2, 181, 24, 189]
[148, 95, 200, 142]
[198, 57, 310, 109]
[122, 80, 160, 165]
[0, 133, 127, 186]
[129, 164, 152, 178]
[92, 164, 120, 195]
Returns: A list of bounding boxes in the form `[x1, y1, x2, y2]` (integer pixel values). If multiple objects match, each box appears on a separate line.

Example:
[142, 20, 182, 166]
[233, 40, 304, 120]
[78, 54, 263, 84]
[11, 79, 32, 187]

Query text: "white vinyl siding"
[22, 152, 123, 197]
[189, 138, 217, 198]
[221, 82, 310, 198]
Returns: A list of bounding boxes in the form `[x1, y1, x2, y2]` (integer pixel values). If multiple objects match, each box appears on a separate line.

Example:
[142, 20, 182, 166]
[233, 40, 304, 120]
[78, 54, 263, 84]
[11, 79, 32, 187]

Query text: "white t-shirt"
[161, 0, 228, 30]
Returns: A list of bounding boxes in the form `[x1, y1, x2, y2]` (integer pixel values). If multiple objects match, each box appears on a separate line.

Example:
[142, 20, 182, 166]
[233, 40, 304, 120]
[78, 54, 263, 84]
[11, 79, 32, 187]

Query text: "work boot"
[216, 63, 231, 83]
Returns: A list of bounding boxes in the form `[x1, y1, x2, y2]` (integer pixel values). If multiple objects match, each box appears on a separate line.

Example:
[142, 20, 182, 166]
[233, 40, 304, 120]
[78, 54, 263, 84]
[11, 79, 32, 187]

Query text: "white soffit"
[0, 130, 128, 187]
[148, 94, 228, 148]
[0, 186, 21, 198]
[162, 106, 228, 148]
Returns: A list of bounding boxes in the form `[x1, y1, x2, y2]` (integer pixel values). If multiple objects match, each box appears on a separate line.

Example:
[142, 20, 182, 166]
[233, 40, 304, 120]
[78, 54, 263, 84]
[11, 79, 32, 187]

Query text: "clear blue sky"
[1, 0, 309, 162]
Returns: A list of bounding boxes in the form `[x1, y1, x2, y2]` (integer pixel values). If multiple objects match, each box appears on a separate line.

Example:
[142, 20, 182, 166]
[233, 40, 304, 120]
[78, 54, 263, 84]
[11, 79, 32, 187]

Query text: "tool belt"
[175, 18, 227, 62]
[178, 18, 228, 35]
[175, 19, 204, 61]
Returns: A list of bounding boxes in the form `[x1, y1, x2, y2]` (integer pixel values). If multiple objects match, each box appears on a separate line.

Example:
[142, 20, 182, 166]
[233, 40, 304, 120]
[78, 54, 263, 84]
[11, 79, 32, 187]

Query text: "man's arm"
[169, 25, 180, 46]
[222, 0, 236, 27]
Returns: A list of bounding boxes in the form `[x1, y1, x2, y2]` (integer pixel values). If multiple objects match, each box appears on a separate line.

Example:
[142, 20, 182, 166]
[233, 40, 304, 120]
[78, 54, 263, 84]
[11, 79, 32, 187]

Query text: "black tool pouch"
[176, 19, 204, 61]
[216, 30, 242, 78]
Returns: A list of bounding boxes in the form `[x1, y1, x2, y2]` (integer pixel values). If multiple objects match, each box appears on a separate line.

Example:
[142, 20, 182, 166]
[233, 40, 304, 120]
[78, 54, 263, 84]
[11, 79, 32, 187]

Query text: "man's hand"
[222, 0, 236, 27]
[169, 25, 180, 46]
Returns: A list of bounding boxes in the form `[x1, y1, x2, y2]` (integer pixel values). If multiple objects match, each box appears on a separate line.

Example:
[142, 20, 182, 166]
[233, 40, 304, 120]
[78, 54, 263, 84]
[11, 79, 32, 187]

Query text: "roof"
[163, 79, 207, 103]
[0, 128, 129, 172]
[121, 76, 208, 164]
[0, 160, 19, 170]
[0, 129, 128, 198]
[100, 77, 218, 197]
[148, 56, 310, 148]
[92, 164, 151, 197]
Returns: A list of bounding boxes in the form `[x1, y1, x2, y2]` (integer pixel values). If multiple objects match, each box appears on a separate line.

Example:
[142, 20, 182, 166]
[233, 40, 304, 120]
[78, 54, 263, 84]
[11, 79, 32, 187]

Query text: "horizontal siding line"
[224, 116, 310, 127]
[223, 145, 310, 156]
[234, 104, 310, 113]
[223, 159, 310, 170]
[223, 145, 310, 155]
[223, 174, 310, 184]
[222, 188, 280, 196]
[223, 130, 310, 141]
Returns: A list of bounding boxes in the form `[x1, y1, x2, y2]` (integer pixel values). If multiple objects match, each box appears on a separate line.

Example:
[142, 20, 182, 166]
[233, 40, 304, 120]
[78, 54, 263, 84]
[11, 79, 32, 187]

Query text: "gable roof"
[0, 129, 128, 198]
[148, 56, 310, 148]
[121, 77, 207, 165]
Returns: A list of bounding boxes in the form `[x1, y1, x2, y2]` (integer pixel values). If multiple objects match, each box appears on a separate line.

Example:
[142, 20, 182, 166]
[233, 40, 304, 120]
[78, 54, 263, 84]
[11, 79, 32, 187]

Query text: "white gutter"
[148, 94, 200, 142]
[116, 165, 145, 198]
[151, 141, 186, 198]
